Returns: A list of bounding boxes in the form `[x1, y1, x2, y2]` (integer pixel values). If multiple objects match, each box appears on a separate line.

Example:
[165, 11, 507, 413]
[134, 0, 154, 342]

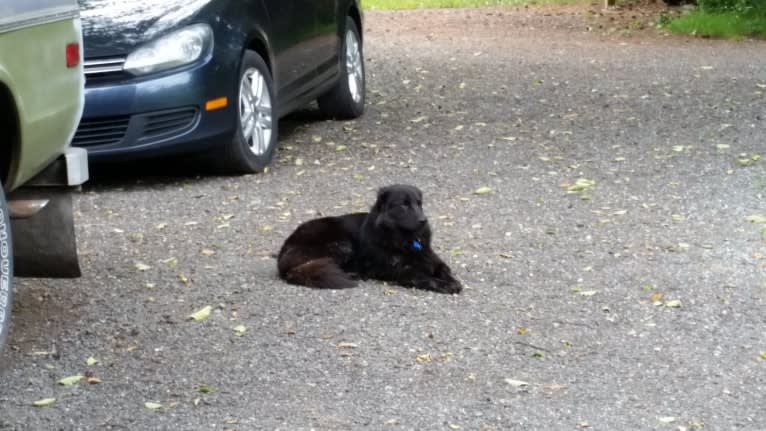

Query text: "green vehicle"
[0, 0, 89, 350]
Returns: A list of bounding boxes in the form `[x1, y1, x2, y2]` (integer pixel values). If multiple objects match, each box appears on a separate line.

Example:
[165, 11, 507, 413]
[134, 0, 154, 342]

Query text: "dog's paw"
[438, 279, 462, 294]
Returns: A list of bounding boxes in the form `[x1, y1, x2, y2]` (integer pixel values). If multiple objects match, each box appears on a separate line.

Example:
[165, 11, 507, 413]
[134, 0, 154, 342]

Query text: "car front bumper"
[73, 57, 239, 162]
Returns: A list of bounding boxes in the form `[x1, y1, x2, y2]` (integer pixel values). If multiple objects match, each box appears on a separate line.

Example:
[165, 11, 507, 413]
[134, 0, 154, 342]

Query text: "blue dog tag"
[412, 239, 423, 251]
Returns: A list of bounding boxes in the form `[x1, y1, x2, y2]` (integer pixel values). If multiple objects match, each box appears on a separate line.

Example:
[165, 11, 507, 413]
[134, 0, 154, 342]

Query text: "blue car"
[74, 0, 365, 173]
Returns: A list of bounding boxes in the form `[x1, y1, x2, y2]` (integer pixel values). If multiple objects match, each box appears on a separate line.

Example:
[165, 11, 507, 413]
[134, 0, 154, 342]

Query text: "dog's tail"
[280, 257, 356, 289]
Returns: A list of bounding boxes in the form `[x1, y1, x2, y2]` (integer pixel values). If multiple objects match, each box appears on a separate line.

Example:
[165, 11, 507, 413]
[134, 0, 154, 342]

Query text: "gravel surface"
[2, 6, 766, 431]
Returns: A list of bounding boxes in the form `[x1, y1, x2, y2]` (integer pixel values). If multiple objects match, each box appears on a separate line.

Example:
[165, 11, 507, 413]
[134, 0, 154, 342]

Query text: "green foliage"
[668, 10, 766, 38]
[363, 0, 586, 9]
[698, 0, 766, 15]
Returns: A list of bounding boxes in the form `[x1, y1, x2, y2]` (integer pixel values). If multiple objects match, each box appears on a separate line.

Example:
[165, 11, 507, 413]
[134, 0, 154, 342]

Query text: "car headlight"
[124, 24, 213, 76]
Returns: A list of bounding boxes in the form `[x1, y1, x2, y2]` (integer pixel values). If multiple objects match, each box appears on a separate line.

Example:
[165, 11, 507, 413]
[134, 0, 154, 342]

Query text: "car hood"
[79, 0, 213, 58]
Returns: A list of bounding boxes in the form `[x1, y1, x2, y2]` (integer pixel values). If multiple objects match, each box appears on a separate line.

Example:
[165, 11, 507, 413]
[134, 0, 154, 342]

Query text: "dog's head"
[371, 184, 430, 237]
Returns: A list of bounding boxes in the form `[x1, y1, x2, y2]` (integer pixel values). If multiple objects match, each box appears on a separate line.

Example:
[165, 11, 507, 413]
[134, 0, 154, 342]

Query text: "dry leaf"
[416, 353, 432, 362]
[134, 262, 151, 271]
[188, 306, 212, 321]
[57, 375, 84, 386]
[505, 378, 529, 387]
[33, 398, 56, 407]
[665, 300, 682, 308]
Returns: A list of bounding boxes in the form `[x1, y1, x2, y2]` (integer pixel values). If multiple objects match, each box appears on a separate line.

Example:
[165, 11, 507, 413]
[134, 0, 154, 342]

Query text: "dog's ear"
[374, 187, 391, 212]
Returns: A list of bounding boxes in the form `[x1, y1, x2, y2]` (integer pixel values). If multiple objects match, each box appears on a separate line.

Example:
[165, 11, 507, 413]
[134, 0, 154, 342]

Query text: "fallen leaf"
[716, 144, 730, 151]
[161, 257, 178, 267]
[578, 290, 598, 297]
[337, 342, 358, 349]
[410, 116, 428, 123]
[650, 292, 664, 303]
[567, 178, 596, 193]
[665, 300, 682, 308]
[33, 398, 56, 407]
[201, 249, 216, 256]
[86, 356, 98, 366]
[504, 378, 529, 387]
[196, 384, 214, 394]
[760, 352, 766, 360]
[335, 144, 348, 151]
[448, 424, 462, 430]
[86, 377, 102, 384]
[745, 215, 766, 224]
[517, 326, 529, 335]
[474, 186, 492, 195]
[144, 402, 163, 410]
[416, 353, 433, 362]
[188, 305, 212, 321]
[57, 375, 84, 386]
[657, 416, 676, 423]
[134, 262, 152, 272]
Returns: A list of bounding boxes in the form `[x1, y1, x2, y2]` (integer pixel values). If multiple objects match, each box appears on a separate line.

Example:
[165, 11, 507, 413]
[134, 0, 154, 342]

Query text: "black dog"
[277, 184, 461, 294]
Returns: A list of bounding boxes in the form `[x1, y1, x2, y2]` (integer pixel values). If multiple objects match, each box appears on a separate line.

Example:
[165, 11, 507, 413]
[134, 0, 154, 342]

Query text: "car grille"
[72, 115, 131, 147]
[72, 108, 200, 149]
[139, 108, 198, 141]
[83, 57, 129, 84]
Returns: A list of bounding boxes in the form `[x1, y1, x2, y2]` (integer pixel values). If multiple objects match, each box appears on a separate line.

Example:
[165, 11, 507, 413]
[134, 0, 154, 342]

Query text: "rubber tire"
[318, 17, 365, 120]
[215, 50, 278, 174]
[0, 185, 14, 352]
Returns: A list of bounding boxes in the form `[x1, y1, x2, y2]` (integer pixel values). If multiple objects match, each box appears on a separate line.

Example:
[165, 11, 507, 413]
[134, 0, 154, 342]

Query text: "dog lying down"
[277, 184, 462, 294]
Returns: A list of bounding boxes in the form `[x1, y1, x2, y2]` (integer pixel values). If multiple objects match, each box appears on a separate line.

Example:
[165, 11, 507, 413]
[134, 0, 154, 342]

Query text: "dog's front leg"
[400, 253, 462, 294]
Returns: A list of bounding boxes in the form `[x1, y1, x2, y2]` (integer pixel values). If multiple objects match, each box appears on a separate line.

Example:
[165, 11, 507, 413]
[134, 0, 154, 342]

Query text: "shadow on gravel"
[83, 107, 329, 191]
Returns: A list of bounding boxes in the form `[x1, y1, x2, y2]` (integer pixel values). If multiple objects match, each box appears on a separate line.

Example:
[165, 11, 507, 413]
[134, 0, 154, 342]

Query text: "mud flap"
[9, 187, 81, 278]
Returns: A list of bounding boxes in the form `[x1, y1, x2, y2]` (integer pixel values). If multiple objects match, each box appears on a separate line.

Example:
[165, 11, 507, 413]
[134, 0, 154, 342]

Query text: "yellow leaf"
[189, 305, 212, 321]
[474, 186, 492, 195]
[144, 402, 163, 410]
[233, 325, 247, 336]
[665, 299, 682, 308]
[57, 375, 84, 386]
[416, 353, 432, 363]
[86, 356, 99, 366]
[567, 178, 595, 192]
[33, 398, 56, 407]
[134, 262, 151, 271]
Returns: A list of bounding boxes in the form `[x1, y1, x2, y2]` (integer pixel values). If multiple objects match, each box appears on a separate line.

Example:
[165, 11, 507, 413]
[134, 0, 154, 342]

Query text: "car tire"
[0, 185, 14, 352]
[216, 50, 278, 174]
[318, 17, 365, 120]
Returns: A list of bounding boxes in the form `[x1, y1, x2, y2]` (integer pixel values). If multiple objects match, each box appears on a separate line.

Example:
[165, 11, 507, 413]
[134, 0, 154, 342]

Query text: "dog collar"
[412, 239, 423, 251]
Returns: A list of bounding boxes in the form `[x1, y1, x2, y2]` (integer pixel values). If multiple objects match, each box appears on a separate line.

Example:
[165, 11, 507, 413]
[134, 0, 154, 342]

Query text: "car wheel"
[318, 17, 365, 120]
[216, 50, 277, 174]
[0, 185, 14, 352]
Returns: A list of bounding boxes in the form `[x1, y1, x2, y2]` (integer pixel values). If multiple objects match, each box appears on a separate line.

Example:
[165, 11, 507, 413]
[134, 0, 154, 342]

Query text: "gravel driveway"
[2, 6, 765, 431]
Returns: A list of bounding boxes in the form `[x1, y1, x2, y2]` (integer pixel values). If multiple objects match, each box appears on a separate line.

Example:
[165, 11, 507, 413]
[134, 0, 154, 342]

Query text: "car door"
[314, 0, 340, 81]
[264, 0, 323, 105]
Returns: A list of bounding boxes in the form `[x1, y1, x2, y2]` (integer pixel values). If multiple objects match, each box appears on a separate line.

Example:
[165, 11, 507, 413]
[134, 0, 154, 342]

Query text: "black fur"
[277, 184, 462, 294]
